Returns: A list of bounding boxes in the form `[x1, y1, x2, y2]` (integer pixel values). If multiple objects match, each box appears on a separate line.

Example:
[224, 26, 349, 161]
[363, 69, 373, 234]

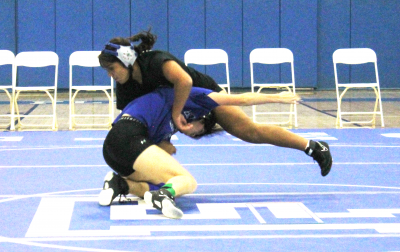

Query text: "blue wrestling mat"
[1, 128, 400, 251]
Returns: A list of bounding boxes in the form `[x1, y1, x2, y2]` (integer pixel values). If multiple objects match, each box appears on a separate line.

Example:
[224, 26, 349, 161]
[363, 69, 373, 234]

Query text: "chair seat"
[252, 83, 294, 87]
[337, 83, 379, 88]
[0, 85, 13, 89]
[71, 85, 112, 91]
[15, 86, 56, 91]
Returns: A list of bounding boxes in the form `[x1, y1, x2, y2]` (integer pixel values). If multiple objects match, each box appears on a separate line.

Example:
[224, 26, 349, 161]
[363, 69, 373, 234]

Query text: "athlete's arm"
[156, 140, 177, 155]
[207, 91, 301, 106]
[162, 60, 192, 131]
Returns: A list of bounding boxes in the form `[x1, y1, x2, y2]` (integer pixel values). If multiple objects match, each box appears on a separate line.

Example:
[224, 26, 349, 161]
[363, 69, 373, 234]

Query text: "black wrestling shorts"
[103, 116, 153, 177]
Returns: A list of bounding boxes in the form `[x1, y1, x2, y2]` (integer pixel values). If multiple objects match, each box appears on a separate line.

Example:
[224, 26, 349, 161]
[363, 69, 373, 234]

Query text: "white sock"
[305, 140, 313, 155]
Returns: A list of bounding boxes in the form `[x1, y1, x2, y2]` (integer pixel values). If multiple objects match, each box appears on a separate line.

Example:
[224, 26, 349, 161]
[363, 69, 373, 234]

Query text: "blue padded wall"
[0, 1, 15, 86]
[93, 0, 130, 86]
[56, 0, 92, 89]
[17, 0, 55, 52]
[281, 0, 318, 88]
[0, 1, 15, 53]
[16, 0, 56, 88]
[131, 0, 168, 51]
[168, 1, 205, 61]
[351, 0, 400, 88]
[206, 0, 243, 87]
[1, 1, 400, 89]
[243, 0, 280, 88]
[317, 0, 350, 89]
[93, 0, 131, 49]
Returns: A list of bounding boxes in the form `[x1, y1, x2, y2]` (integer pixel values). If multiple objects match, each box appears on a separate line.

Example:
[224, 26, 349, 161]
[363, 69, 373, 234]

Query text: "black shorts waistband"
[118, 116, 146, 127]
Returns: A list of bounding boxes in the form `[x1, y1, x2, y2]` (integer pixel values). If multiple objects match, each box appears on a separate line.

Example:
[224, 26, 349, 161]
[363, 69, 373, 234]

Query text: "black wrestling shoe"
[98, 171, 129, 206]
[305, 140, 333, 177]
[144, 188, 183, 219]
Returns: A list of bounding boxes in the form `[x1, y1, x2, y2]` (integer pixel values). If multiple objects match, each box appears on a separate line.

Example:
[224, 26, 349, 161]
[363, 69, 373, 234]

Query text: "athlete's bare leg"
[127, 145, 197, 197]
[214, 105, 308, 151]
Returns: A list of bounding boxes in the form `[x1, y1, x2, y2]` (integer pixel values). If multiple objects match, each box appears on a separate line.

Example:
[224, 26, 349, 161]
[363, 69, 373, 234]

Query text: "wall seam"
[130, 0, 132, 35]
[279, 0, 282, 83]
[92, 0, 94, 85]
[167, 0, 169, 52]
[349, 0, 352, 81]
[241, 0, 244, 87]
[315, 0, 319, 89]
[204, 0, 207, 75]
[15, 0, 18, 53]
[279, 0, 281, 48]
[204, 0, 207, 48]
[54, 0, 57, 52]
[92, 0, 94, 50]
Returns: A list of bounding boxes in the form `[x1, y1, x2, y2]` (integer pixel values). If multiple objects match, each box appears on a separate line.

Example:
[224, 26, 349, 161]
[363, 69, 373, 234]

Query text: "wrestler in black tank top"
[116, 50, 222, 110]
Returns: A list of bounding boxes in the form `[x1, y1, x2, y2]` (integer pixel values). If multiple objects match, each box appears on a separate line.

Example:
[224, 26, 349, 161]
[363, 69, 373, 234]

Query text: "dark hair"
[192, 111, 223, 139]
[203, 111, 217, 135]
[98, 28, 157, 69]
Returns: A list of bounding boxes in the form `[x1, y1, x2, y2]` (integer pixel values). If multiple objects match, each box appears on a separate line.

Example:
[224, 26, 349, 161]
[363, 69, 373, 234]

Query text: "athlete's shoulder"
[139, 50, 173, 58]
[138, 50, 178, 68]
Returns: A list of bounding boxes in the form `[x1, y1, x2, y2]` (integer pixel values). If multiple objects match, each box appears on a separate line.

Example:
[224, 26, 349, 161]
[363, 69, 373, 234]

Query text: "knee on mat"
[187, 175, 198, 193]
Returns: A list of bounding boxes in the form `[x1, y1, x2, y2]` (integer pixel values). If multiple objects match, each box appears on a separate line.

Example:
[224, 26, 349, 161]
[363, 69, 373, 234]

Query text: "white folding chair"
[69, 51, 114, 130]
[13, 51, 58, 130]
[333, 48, 384, 128]
[0, 50, 15, 130]
[184, 49, 230, 94]
[250, 48, 297, 128]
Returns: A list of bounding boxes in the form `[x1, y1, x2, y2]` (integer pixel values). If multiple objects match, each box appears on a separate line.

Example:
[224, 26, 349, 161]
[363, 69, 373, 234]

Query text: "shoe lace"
[117, 177, 130, 203]
[118, 194, 131, 204]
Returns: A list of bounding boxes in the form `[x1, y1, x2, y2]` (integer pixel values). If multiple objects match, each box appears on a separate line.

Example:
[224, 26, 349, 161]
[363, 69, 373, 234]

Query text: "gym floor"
[0, 88, 400, 251]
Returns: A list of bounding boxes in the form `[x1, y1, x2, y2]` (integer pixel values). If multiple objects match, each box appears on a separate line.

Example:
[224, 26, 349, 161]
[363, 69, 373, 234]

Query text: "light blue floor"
[1, 128, 400, 251]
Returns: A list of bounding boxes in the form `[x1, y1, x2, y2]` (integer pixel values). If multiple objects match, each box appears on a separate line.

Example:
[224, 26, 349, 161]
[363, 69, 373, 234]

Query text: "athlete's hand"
[157, 141, 177, 155]
[278, 91, 301, 104]
[173, 114, 191, 132]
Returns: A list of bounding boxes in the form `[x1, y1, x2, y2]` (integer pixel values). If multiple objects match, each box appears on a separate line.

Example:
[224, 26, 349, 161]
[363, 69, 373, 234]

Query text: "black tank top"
[115, 50, 222, 110]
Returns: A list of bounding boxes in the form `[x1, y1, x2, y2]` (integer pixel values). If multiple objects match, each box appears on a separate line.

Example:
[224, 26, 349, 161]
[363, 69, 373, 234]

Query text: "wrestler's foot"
[144, 188, 183, 219]
[305, 140, 333, 177]
[98, 171, 129, 206]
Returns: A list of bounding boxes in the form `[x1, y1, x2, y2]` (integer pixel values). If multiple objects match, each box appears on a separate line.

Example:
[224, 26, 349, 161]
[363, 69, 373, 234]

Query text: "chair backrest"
[69, 51, 101, 67]
[333, 48, 377, 65]
[14, 52, 59, 89]
[0, 50, 15, 65]
[250, 48, 295, 87]
[184, 49, 228, 65]
[15, 51, 59, 67]
[250, 48, 293, 64]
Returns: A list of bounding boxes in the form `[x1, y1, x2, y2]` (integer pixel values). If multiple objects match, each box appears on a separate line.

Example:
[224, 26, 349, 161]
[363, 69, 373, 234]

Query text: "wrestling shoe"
[305, 140, 332, 177]
[144, 188, 183, 219]
[98, 171, 129, 206]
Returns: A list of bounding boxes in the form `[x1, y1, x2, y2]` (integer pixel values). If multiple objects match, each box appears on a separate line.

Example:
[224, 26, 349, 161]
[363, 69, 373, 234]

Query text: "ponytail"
[127, 28, 157, 54]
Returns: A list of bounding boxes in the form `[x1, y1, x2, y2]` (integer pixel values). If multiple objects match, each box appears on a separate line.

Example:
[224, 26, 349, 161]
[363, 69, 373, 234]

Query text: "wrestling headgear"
[102, 42, 138, 68]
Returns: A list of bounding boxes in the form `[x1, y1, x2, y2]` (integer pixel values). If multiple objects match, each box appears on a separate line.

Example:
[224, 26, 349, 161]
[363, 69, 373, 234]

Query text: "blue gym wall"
[0, 0, 400, 90]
